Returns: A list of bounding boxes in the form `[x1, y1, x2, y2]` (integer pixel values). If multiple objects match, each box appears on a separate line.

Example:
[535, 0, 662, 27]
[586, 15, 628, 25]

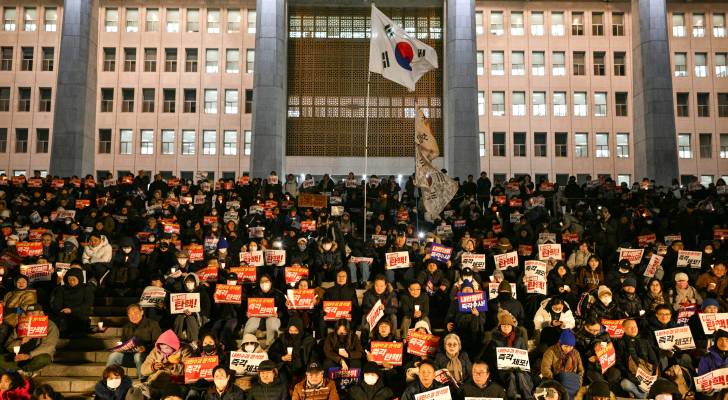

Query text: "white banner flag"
[414, 109, 457, 222]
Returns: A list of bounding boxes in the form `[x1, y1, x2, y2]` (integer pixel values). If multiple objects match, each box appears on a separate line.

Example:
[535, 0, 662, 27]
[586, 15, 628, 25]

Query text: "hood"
[118, 236, 135, 248]
[241, 333, 258, 344]
[93, 235, 110, 248]
[318, 241, 338, 253]
[184, 272, 200, 287]
[64, 268, 85, 285]
[155, 329, 181, 352]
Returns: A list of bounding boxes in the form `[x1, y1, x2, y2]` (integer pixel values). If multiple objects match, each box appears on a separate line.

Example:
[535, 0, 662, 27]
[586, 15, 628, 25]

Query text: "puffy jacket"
[348, 379, 394, 400]
[120, 316, 161, 350]
[94, 376, 132, 400]
[82, 235, 113, 264]
[140, 329, 193, 383]
[401, 379, 445, 400]
[246, 376, 288, 400]
[204, 382, 245, 400]
[2, 289, 37, 327]
[6, 317, 60, 360]
[698, 346, 728, 375]
[541, 344, 584, 385]
[361, 284, 398, 321]
[533, 298, 576, 331]
[291, 379, 339, 400]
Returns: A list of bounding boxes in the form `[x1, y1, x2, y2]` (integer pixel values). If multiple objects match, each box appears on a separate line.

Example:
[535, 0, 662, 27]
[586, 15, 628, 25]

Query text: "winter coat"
[6, 318, 59, 360]
[576, 266, 604, 292]
[575, 329, 612, 376]
[567, 249, 592, 271]
[323, 282, 361, 323]
[434, 350, 473, 384]
[533, 298, 576, 331]
[1, 289, 37, 327]
[204, 382, 245, 400]
[315, 242, 343, 271]
[323, 331, 363, 365]
[696, 271, 728, 299]
[50, 268, 94, 319]
[140, 329, 193, 383]
[614, 291, 643, 318]
[82, 235, 112, 264]
[94, 376, 132, 400]
[401, 379, 445, 400]
[348, 379, 395, 400]
[246, 376, 288, 400]
[120, 316, 161, 350]
[268, 332, 316, 376]
[0, 378, 30, 400]
[361, 284, 398, 322]
[462, 380, 507, 398]
[399, 291, 430, 320]
[699, 346, 728, 375]
[291, 379, 339, 400]
[616, 334, 659, 383]
[541, 344, 584, 385]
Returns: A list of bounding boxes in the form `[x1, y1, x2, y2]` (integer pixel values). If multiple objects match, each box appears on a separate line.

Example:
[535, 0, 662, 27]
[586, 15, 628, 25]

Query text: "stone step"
[92, 306, 129, 317]
[38, 362, 137, 377]
[89, 327, 123, 338]
[90, 316, 127, 326]
[35, 377, 98, 394]
[59, 393, 94, 400]
[94, 296, 139, 307]
[54, 350, 110, 363]
[57, 337, 120, 351]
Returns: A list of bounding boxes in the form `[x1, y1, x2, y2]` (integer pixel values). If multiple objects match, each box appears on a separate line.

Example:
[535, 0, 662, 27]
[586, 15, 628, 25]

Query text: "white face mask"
[600, 295, 612, 305]
[227, 280, 237, 286]
[244, 344, 256, 353]
[323, 243, 332, 251]
[106, 378, 122, 389]
[186, 282, 195, 291]
[363, 374, 378, 385]
[122, 247, 132, 254]
[214, 377, 228, 389]
[260, 282, 271, 291]
[249, 246, 258, 252]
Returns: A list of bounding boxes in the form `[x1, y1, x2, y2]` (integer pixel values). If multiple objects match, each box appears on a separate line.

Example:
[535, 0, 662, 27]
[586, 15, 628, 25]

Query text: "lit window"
[510, 12, 524, 36]
[532, 51, 545, 76]
[227, 9, 241, 32]
[512, 91, 526, 116]
[594, 92, 607, 117]
[202, 130, 216, 155]
[678, 133, 692, 158]
[120, 129, 133, 154]
[595, 133, 609, 157]
[244, 130, 252, 155]
[695, 53, 707, 77]
[574, 92, 587, 117]
[23, 7, 37, 31]
[223, 130, 237, 155]
[145, 8, 159, 32]
[3, 8, 16, 32]
[186, 9, 199, 32]
[226, 49, 239, 73]
[511, 51, 525, 76]
[492, 92, 505, 116]
[553, 92, 567, 116]
[692, 13, 705, 37]
[475, 11, 483, 35]
[181, 130, 195, 155]
[247, 10, 256, 34]
[140, 130, 154, 155]
[161, 130, 175, 155]
[714, 13, 726, 38]
[491, 51, 504, 75]
[105, 8, 118, 32]
[552, 51, 566, 76]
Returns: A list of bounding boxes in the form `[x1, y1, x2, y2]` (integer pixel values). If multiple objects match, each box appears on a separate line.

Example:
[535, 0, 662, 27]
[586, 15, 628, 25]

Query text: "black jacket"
[348, 380, 395, 400]
[120, 317, 161, 350]
[246, 377, 288, 400]
[462, 380, 507, 398]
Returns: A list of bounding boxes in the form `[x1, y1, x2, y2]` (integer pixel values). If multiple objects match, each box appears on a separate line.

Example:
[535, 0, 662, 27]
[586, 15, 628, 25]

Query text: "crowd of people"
[0, 170, 725, 400]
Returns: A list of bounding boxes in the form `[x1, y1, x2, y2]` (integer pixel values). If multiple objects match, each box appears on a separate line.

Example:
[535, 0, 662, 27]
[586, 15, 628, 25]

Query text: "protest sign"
[655, 325, 695, 350]
[107, 337, 141, 353]
[496, 347, 530, 371]
[247, 298, 277, 318]
[562, 233, 580, 244]
[538, 244, 562, 260]
[636, 367, 657, 393]
[298, 193, 327, 208]
[695, 367, 728, 392]
[19, 264, 53, 283]
[239, 251, 264, 266]
[139, 286, 167, 308]
[430, 244, 452, 262]
[699, 313, 728, 335]
[17, 315, 49, 338]
[619, 248, 644, 265]
[328, 368, 361, 391]
[366, 300, 385, 331]
[170, 293, 201, 314]
[406, 330, 440, 357]
[229, 266, 257, 283]
[229, 351, 268, 376]
[196, 266, 218, 283]
[517, 244, 533, 257]
[284, 266, 309, 286]
[286, 289, 316, 310]
[677, 250, 702, 268]
[414, 387, 451, 400]
[461, 253, 486, 271]
[457, 291, 488, 313]
[638, 234, 657, 247]
[643, 254, 663, 278]
[213, 284, 243, 304]
[595, 342, 616, 374]
[601, 319, 625, 338]
[385, 252, 410, 269]
[493, 251, 518, 270]
[323, 301, 352, 321]
[184, 356, 218, 383]
[677, 304, 698, 325]
[264, 250, 286, 266]
[188, 244, 204, 262]
[16, 242, 43, 257]
[370, 341, 403, 366]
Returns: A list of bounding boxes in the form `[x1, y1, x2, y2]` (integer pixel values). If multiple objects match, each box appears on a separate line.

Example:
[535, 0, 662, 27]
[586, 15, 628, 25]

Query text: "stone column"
[50, 0, 98, 177]
[250, 0, 287, 178]
[443, 0, 479, 180]
[631, 0, 679, 186]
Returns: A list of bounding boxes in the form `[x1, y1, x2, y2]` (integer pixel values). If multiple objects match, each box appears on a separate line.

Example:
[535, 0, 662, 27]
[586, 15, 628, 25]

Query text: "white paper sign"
[229, 351, 268, 376]
[461, 253, 486, 271]
[366, 299, 384, 331]
[414, 387, 451, 400]
[636, 367, 657, 392]
[677, 250, 702, 268]
[538, 244, 562, 260]
[619, 248, 645, 265]
[264, 250, 286, 267]
[699, 313, 728, 335]
[240, 251, 264, 267]
[496, 347, 530, 371]
[170, 293, 201, 314]
[643, 254, 663, 278]
[385, 251, 410, 269]
[654, 325, 696, 350]
[493, 251, 518, 270]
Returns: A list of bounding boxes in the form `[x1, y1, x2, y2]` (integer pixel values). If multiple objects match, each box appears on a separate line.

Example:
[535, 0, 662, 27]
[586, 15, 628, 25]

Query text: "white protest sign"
[654, 325, 695, 350]
[619, 248, 645, 265]
[366, 299, 385, 331]
[695, 367, 728, 392]
[699, 313, 728, 335]
[239, 251, 264, 266]
[229, 351, 268, 376]
[139, 286, 167, 308]
[493, 251, 518, 270]
[677, 250, 702, 268]
[496, 347, 530, 371]
[414, 386, 452, 400]
[170, 293, 201, 314]
[385, 251, 410, 269]
[461, 253, 486, 271]
[538, 244, 562, 260]
[636, 367, 657, 392]
[264, 250, 286, 266]
[524, 260, 547, 295]
[643, 254, 663, 278]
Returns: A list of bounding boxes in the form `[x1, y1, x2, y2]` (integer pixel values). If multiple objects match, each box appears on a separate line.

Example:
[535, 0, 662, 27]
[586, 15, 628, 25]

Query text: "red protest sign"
[196, 266, 218, 283]
[562, 233, 580, 244]
[323, 301, 352, 321]
[517, 244, 532, 257]
[188, 245, 204, 262]
[286, 289, 316, 309]
[203, 216, 217, 226]
[300, 220, 317, 232]
[247, 298, 276, 318]
[163, 223, 180, 234]
[75, 199, 91, 209]
[214, 284, 243, 304]
[595, 342, 616, 373]
[284, 266, 309, 286]
[140, 244, 156, 254]
[638, 234, 657, 247]
[19, 264, 53, 283]
[184, 355, 218, 383]
[406, 330, 440, 357]
[27, 178, 42, 188]
[370, 341, 403, 366]
[714, 229, 728, 241]
[17, 315, 49, 338]
[230, 266, 256, 283]
[28, 228, 47, 241]
[602, 319, 625, 338]
[16, 242, 43, 257]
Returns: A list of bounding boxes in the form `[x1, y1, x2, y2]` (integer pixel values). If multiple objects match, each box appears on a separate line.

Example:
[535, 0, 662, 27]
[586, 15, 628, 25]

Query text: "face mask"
[42, 218, 49, 223]
[202, 344, 216, 354]
[214, 378, 228, 389]
[244, 344, 256, 352]
[323, 243, 332, 251]
[363, 374, 378, 385]
[159, 243, 169, 250]
[249, 246, 257, 252]
[298, 244, 306, 251]
[122, 247, 132, 254]
[600, 296, 612, 305]
[260, 282, 271, 291]
[227, 280, 237, 286]
[272, 241, 282, 248]
[338, 333, 348, 340]
[186, 282, 195, 291]
[106, 378, 122, 389]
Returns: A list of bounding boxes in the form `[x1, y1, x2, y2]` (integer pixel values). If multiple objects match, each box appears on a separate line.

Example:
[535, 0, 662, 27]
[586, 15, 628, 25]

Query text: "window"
[612, 12, 624, 36]
[246, 49, 255, 73]
[476, 51, 484, 75]
[553, 92, 567, 116]
[474, 11, 484, 34]
[204, 89, 217, 114]
[207, 9, 220, 33]
[479, 132, 486, 156]
[3, 8, 16, 31]
[595, 133, 609, 157]
[15, 129, 28, 153]
[44, 8, 57, 32]
[202, 130, 216, 155]
[574, 92, 587, 117]
[38, 88, 51, 112]
[571, 12, 584, 35]
[124, 48, 136, 72]
[616, 133, 629, 158]
[125, 8, 138, 32]
[41, 47, 53, 71]
[511, 12, 524, 35]
[700, 175, 713, 186]
[672, 13, 686, 37]
[492, 132, 506, 156]
[183, 89, 196, 113]
[677, 93, 689, 117]
[594, 92, 607, 117]
[534, 132, 547, 157]
[491, 51, 504, 75]
[698, 92, 710, 117]
[0, 128, 6, 152]
[166, 8, 179, 33]
[614, 52, 626, 76]
[161, 130, 175, 155]
[163, 89, 175, 113]
[0, 47, 11, 71]
[224, 89, 238, 114]
[205, 49, 218, 73]
[552, 51, 566, 76]
[699, 133, 712, 158]
[714, 13, 726, 38]
[98, 129, 111, 153]
[513, 132, 526, 156]
[122, 88, 134, 112]
[511, 51, 525, 75]
[477, 91, 485, 115]
[103, 48, 115, 72]
[247, 9, 256, 34]
[531, 11, 544, 36]
[181, 130, 195, 155]
[532, 51, 545, 76]
[592, 12, 604, 36]
[678, 134, 692, 158]
[490, 11, 504, 35]
[35, 129, 48, 153]
[186, 9, 199, 32]
[226, 49, 239, 73]
[227, 9, 241, 32]
[552, 12, 565, 36]
[140, 130, 153, 154]
[512, 91, 526, 116]
[719, 93, 728, 117]
[100, 88, 114, 112]
[674, 53, 687, 77]
[245, 89, 253, 113]
[142, 88, 155, 112]
[0, 87, 9, 111]
[119, 129, 133, 154]
[492, 91, 505, 116]
[532, 92, 546, 116]
[144, 48, 157, 72]
[695, 53, 707, 77]
[716, 53, 727, 77]
[573, 52, 585, 76]
[617, 175, 630, 186]
[244, 130, 252, 155]
[223, 130, 237, 155]
[575, 133, 588, 157]
[615, 92, 628, 116]
[20, 47, 33, 71]
[693, 13, 705, 37]
[145, 8, 159, 32]
[721, 134, 728, 158]
[104, 8, 118, 32]
[593, 52, 605, 76]
[164, 48, 177, 72]
[185, 49, 198, 72]
[17, 88, 31, 112]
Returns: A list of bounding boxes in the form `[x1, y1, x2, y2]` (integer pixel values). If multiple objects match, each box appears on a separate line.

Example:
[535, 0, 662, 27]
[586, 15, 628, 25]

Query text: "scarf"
[503, 330, 516, 347]
[674, 286, 697, 306]
[446, 352, 463, 383]
[554, 345, 578, 373]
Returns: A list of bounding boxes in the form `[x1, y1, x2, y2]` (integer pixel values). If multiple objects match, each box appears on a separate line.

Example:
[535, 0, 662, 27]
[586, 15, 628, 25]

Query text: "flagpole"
[363, 70, 371, 243]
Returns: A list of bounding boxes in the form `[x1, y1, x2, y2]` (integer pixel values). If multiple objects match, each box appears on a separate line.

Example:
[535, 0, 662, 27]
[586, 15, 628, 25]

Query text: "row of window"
[671, 12, 727, 38]
[673, 52, 728, 78]
[677, 133, 728, 159]
[0, 87, 53, 112]
[0, 46, 54, 72]
[100, 47, 254, 74]
[0, 128, 49, 153]
[102, 7, 255, 34]
[287, 14, 441, 40]
[476, 91, 629, 118]
[1, 7, 57, 32]
[97, 129, 252, 156]
[474, 10, 626, 37]
[98, 88, 253, 115]
[478, 131, 631, 159]
[477, 50, 627, 77]
[675, 93, 728, 118]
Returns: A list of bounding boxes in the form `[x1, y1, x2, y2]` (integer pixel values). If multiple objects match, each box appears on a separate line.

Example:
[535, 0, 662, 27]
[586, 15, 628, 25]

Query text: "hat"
[497, 309, 517, 327]
[716, 329, 728, 340]
[64, 236, 79, 248]
[703, 298, 720, 310]
[597, 285, 612, 297]
[622, 278, 637, 288]
[618, 259, 632, 270]
[241, 333, 258, 344]
[258, 360, 276, 372]
[297, 237, 307, 243]
[498, 281, 512, 293]
[461, 279, 474, 290]
[289, 317, 304, 332]
[588, 381, 611, 397]
[217, 239, 229, 249]
[306, 362, 324, 373]
[674, 272, 689, 282]
[362, 362, 380, 375]
[497, 237, 512, 249]
[413, 320, 431, 334]
[559, 329, 576, 347]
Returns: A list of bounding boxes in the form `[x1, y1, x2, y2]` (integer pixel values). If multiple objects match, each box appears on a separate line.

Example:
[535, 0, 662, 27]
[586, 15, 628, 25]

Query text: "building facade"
[0, 0, 725, 185]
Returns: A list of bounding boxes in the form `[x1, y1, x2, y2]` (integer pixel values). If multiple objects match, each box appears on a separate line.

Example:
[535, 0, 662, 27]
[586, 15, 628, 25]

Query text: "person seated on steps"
[0, 304, 58, 377]
[106, 303, 162, 380]
[49, 267, 94, 338]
